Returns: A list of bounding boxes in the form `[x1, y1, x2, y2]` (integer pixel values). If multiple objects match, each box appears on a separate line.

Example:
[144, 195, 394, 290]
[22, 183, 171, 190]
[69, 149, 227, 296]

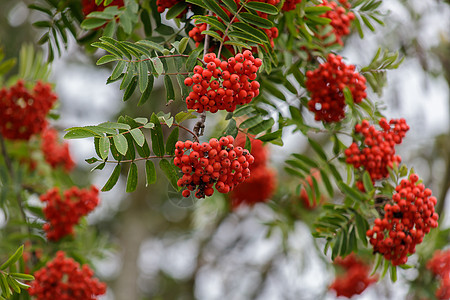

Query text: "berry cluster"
[427, 249, 450, 300]
[329, 253, 377, 298]
[41, 127, 75, 172]
[318, 0, 355, 46]
[184, 52, 261, 113]
[29, 251, 106, 300]
[40, 186, 100, 241]
[81, 0, 124, 16]
[366, 174, 439, 266]
[300, 169, 324, 210]
[188, 0, 279, 48]
[174, 135, 254, 199]
[230, 133, 276, 209]
[345, 118, 409, 190]
[305, 54, 366, 122]
[282, 0, 302, 11]
[0, 80, 57, 140]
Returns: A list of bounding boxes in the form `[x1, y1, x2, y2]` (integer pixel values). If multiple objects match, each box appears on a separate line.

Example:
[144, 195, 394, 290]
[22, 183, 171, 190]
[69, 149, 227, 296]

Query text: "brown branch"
[193, 112, 207, 138]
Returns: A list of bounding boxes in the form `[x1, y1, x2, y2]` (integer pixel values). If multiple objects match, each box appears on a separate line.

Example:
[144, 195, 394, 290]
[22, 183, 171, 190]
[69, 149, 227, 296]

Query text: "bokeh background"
[1, 0, 449, 299]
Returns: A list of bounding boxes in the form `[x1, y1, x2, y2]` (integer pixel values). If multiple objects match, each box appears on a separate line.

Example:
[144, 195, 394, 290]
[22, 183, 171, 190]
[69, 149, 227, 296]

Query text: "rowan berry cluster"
[427, 249, 450, 300]
[40, 186, 100, 241]
[174, 135, 254, 199]
[300, 169, 324, 210]
[366, 174, 439, 266]
[318, 0, 355, 46]
[184, 51, 261, 113]
[188, 0, 279, 48]
[29, 251, 106, 300]
[41, 127, 75, 172]
[0, 80, 57, 140]
[282, 0, 302, 11]
[81, 0, 124, 16]
[230, 133, 276, 209]
[329, 253, 377, 298]
[305, 53, 366, 122]
[345, 118, 409, 189]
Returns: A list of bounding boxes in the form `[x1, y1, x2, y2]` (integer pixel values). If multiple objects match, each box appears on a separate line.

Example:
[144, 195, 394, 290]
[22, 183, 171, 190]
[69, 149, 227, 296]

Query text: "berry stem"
[163, 123, 200, 143]
[217, 0, 250, 58]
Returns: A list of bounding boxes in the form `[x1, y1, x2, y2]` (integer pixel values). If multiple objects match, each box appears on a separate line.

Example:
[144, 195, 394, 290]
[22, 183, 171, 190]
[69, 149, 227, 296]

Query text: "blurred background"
[0, 0, 449, 299]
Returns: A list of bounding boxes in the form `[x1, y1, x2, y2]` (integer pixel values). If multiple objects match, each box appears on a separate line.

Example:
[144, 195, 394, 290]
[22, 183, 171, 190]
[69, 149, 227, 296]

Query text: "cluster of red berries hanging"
[40, 186, 100, 241]
[81, 0, 124, 16]
[427, 249, 450, 300]
[318, 0, 355, 46]
[188, 0, 279, 49]
[0, 80, 57, 140]
[184, 51, 261, 113]
[174, 135, 254, 199]
[41, 127, 75, 172]
[305, 53, 367, 122]
[29, 251, 106, 300]
[329, 253, 377, 298]
[345, 118, 410, 190]
[366, 174, 439, 266]
[230, 133, 276, 209]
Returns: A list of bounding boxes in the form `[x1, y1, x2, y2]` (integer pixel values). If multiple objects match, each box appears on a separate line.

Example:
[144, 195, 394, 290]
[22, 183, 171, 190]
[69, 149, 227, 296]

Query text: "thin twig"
[203, 11, 213, 55]
[217, 0, 250, 58]
[104, 155, 175, 164]
[165, 123, 200, 143]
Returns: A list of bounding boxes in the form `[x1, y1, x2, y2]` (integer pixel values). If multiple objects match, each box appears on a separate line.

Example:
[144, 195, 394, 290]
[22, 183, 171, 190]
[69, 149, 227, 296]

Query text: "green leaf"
[164, 76, 175, 102]
[166, 2, 188, 19]
[186, 47, 203, 71]
[138, 75, 154, 106]
[304, 6, 332, 14]
[98, 121, 131, 130]
[222, 0, 237, 12]
[263, 80, 286, 100]
[159, 159, 180, 190]
[228, 31, 264, 44]
[130, 128, 145, 147]
[239, 12, 274, 29]
[178, 37, 189, 53]
[137, 40, 164, 53]
[96, 55, 119, 65]
[64, 128, 101, 139]
[7, 275, 20, 293]
[126, 162, 138, 193]
[101, 164, 121, 192]
[233, 105, 256, 117]
[320, 169, 334, 198]
[99, 136, 110, 160]
[175, 110, 196, 124]
[390, 265, 397, 282]
[232, 23, 269, 43]
[257, 130, 282, 142]
[85, 157, 99, 164]
[200, 30, 224, 42]
[134, 117, 148, 124]
[224, 118, 238, 137]
[150, 113, 165, 156]
[166, 127, 179, 155]
[123, 76, 137, 101]
[362, 171, 374, 192]
[338, 182, 365, 203]
[111, 60, 126, 80]
[355, 213, 369, 247]
[145, 160, 157, 186]
[9, 273, 34, 281]
[113, 134, 128, 155]
[81, 18, 107, 30]
[308, 138, 327, 161]
[239, 115, 264, 129]
[139, 60, 149, 93]
[203, 0, 230, 23]
[0, 245, 23, 270]
[245, 2, 278, 15]
[152, 57, 164, 76]
[248, 118, 274, 135]
[0, 273, 10, 298]
[193, 16, 227, 32]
